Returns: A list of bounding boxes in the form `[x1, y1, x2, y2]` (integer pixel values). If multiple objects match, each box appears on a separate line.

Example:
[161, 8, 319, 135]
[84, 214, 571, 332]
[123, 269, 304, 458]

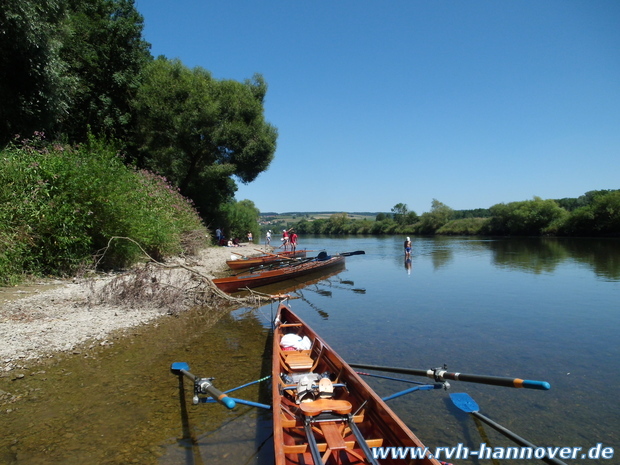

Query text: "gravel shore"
[0, 245, 268, 370]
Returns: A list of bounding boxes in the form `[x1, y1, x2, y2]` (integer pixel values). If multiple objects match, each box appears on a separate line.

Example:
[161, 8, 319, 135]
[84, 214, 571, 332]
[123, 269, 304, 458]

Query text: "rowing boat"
[213, 253, 346, 293]
[226, 250, 308, 270]
[272, 303, 440, 465]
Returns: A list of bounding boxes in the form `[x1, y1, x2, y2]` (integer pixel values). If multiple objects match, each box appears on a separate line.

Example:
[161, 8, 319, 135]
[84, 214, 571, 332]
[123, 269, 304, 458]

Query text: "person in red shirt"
[289, 230, 298, 252]
[282, 229, 289, 251]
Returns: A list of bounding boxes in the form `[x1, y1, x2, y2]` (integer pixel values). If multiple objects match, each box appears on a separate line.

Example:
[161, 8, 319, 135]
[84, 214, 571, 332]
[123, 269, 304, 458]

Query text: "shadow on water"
[158, 307, 276, 465]
[0, 303, 276, 465]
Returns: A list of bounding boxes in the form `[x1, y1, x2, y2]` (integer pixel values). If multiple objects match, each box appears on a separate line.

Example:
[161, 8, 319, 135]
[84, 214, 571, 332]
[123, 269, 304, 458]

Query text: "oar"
[450, 393, 568, 465]
[253, 248, 297, 259]
[170, 362, 236, 409]
[348, 363, 551, 390]
[230, 251, 248, 259]
[338, 250, 365, 257]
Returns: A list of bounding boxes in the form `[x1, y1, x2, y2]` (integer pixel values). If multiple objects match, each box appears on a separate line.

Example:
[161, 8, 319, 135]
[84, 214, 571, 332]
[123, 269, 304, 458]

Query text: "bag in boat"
[280, 334, 311, 351]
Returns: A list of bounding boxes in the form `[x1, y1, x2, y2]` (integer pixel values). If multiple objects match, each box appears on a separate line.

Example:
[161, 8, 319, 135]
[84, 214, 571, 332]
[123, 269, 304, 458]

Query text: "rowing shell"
[213, 255, 345, 293]
[273, 303, 440, 465]
[226, 250, 308, 270]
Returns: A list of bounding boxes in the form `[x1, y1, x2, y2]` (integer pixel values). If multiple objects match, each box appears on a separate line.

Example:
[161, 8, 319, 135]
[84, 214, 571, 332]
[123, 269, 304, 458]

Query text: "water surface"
[1, 236, 617, 464]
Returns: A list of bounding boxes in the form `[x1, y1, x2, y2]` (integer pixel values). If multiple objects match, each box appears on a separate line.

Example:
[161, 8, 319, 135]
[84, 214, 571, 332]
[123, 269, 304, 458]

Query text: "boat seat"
[317, 421, 347, 451]
[299, 398, 353, 417]
[282, 352, 314, 371]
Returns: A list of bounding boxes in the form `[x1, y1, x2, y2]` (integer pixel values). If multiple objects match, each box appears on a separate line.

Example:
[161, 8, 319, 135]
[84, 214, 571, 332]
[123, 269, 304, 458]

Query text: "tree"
[391, 203, 408, 225]
[58, 0, 152, 142]
[416, 199, 453, 234]
[0, 0, 72, 144]
[486, 197, 567, 235]
[560, 191, 620, 236]
[132, 57, 278, 222]
[221, 199, 260, 241]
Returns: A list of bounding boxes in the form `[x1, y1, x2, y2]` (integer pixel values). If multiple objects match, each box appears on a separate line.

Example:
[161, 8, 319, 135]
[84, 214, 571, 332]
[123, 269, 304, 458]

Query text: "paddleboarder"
[404, 237, 412, 258]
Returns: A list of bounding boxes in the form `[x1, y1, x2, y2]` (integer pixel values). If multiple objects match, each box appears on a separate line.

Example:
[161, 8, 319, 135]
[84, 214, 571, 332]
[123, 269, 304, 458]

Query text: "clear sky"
[134, 0, 619, 214]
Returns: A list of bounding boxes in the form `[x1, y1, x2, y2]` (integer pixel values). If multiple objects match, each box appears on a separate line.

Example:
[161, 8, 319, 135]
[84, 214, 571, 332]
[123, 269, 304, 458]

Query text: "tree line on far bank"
[291, 190, 620, 237]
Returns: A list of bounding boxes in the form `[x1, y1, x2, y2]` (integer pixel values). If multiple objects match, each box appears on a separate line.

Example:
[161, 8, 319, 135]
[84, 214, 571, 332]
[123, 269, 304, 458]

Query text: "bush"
[0, 134, 207, 284]
[559, 191, 620, 236]
[437, 218, 489, 235]
[485, 197, 567, 236]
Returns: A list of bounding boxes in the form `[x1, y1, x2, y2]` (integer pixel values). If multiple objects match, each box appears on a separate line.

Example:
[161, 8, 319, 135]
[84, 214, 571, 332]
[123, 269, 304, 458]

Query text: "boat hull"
[226, 250, 308, 270]
[214, 255, 345, 293]
[272, 303, 440, 465]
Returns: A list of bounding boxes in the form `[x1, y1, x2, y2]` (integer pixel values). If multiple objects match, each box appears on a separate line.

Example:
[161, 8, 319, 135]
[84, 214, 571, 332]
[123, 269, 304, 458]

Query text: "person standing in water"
[404, 237, 412, 258]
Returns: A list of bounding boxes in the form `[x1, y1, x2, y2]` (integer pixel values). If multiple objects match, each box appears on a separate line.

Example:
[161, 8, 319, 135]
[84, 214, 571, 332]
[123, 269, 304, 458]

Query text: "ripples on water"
[1, 236, 618, 464]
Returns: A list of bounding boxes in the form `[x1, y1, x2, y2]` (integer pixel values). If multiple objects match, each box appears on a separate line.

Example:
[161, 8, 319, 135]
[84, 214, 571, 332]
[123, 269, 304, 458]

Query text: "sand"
[0, 245, 269, 371]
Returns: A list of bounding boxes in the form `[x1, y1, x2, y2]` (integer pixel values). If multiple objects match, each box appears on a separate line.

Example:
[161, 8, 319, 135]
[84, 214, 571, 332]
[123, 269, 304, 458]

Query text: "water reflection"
[487, 237, 620, 280]
[405, 257, 412, 275]
[402, 237, 620, 281]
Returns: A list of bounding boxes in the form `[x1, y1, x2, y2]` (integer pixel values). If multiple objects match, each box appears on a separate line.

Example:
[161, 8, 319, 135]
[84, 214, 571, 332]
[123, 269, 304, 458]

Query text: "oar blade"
[340, 250, 365, 257]
[170, 362, 190, 374]
[450, 392, 480, 413]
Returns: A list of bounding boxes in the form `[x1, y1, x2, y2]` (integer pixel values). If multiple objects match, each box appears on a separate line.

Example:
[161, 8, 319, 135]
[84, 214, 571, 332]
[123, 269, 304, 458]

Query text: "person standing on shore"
[266, 230, 271, 245]
[290, 230, 298, 253]
[404, 237, 412, 258]
[282, 229, 289, 251]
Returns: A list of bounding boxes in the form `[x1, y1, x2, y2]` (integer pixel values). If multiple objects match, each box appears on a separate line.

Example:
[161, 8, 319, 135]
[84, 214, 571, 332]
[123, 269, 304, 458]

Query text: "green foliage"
[555, 190, 620, 212]
[451, 208, 492, 219]
[415, 199, 454, 235]
[0, 0, 73, 144]
[132, 57, 277, 223]
[559, 191, 620, 236]
[220, 199, 260, 242]
[0, 0, 151, 145]
[58, 0, 152, 142]
[0, 135, 207, 284]
[437, 218, 489, 235]
[485, 197, 568, 236]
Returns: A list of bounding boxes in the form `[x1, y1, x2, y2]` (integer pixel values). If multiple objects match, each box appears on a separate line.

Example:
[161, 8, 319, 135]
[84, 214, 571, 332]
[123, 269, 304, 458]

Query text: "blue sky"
[134, 0, 620, 214]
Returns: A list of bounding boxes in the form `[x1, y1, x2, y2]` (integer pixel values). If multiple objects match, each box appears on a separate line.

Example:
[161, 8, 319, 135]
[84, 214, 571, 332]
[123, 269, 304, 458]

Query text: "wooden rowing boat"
[272, 303, 440, 465]
[213, 254, 346, 293]
[226, 250, 308, 270]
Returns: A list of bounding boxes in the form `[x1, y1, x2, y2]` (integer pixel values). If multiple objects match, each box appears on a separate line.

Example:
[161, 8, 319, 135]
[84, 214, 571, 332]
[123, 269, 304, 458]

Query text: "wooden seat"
[299, 398, 352, 417]
[318, 421, 347, 451]
[282, 351, 314, 370]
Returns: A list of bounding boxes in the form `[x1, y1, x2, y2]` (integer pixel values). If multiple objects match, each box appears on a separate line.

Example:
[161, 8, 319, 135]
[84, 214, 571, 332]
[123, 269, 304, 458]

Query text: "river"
[1, 236, 618, 464]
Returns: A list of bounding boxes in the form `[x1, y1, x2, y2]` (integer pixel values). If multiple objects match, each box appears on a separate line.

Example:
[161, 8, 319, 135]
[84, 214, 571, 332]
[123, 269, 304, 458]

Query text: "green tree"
[58, 0, 152, 142]
[0, 0, 72, 144]
[326, 213, 349, 234]
[416, 199, 453, 234]
[486, 197, 567, 235]
[560, 191, 620, 236]
[391, 203, 408, 225]
[221, 199, 260, 241]
[133, 57, 277, 223]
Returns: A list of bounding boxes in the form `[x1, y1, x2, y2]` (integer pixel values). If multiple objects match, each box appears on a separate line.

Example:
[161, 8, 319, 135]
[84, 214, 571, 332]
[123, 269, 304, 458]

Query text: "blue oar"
[170, 362, 236, 409]
[450, 393, 567, 465]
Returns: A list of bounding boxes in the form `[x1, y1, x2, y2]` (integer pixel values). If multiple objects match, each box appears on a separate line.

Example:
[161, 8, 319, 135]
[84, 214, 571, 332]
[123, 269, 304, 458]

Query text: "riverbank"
[0, 244, 270, 371]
